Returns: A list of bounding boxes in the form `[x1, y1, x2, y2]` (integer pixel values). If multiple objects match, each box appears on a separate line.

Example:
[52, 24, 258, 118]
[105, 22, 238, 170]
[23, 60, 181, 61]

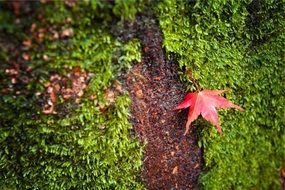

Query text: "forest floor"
[120, 11, 203, 189]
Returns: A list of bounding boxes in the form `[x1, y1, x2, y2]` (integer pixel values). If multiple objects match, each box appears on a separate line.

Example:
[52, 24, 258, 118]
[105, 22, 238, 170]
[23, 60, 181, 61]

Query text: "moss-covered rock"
[156, 0, 285, 189]
[0, 1, 146, 189]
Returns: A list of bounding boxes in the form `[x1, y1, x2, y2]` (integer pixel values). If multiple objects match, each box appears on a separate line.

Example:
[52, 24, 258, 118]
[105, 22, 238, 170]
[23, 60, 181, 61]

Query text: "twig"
[186, 68, 201, 91]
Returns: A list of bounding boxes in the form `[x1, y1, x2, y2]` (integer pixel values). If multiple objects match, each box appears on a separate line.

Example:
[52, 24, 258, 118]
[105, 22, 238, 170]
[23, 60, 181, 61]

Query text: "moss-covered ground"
[0, 1, 145, 189]
[1, 0, 285, 189]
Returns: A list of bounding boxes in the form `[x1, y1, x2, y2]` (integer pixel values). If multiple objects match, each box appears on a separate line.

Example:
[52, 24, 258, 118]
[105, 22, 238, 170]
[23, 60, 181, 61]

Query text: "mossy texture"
[156, 0, 285, 189]
[0, 1, 145, 189]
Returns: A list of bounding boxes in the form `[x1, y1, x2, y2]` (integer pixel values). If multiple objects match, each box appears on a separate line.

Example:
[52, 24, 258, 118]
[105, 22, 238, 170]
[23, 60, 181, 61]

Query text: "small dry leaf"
[53, 84, 61, 92]
[47, 99, 53, 106]
[38, 32, 44, 39]
[135, 89, 143, 98]
[50, 91, 57, 103]
[42, 103, 55, 114]
[90, 94, 97, 100]
[172, 166, 178, 175]
[22, 53, 30, 61]
[63, 88, 73, 100]
[104, 89, 115, 103]
[30, 23, 37, 33]
[50, 74, 61, 81]
[77, 90, 84, 97]
[75, 98, 80, 104]
[52, 31, 59, 40]
[115, 84, 123, 93]
[47, 86, 53, 93]
[63, 94, 72, 100]
[98, 103, 107, 112]
[61, 28, 74, 38]
[22, 39, 32, 47]
[5, 69, 18, 75]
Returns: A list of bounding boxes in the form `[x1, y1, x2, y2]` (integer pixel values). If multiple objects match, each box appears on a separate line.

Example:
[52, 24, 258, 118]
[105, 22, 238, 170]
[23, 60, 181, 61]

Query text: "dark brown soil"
[122, 11, 203, 190]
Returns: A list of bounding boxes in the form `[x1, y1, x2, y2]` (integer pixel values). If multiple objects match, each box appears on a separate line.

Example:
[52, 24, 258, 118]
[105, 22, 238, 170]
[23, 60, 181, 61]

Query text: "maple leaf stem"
[186, 68, 201, 91]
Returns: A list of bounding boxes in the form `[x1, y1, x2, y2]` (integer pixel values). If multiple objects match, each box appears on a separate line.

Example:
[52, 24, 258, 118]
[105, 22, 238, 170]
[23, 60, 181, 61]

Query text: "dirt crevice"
[123, 11, 203, 189]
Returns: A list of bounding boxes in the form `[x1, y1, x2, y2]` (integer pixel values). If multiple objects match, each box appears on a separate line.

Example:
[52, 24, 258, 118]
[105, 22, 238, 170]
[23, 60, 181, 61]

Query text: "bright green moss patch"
[156, 0, 285, 189]
[0, 1, 145, 189]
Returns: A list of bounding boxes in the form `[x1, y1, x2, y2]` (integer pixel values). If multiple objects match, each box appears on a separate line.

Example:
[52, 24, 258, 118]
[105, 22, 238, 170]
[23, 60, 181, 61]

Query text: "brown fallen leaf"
[22, 53, 30, 61]
[53, 83, 61, 92]
[52, 31, 59, 40]
[5, 68, 18, 75]
[90, 94, 97, 100]
[38, 32, 44, 40]
[104, 89, 115, 103]
[43, 104, 55, 114]
[62, 88, 73, 100]
[135, 89, 143, 98]
[75, 98, 80, 104]
[172, 166, 178, 175]
[22, 39, 32, 47]
[154, 76, 161, 80]
[50, 90, 57, 103]
[77, 90, 84, 97]
[30, 23, 37, 33]
[115, 83, 123, 93]
[61, 28, 74, 38]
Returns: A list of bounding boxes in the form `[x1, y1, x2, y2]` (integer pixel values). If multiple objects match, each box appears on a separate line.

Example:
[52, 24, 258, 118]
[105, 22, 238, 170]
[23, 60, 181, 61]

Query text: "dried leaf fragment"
[172, 166, 178, 175]
[61, 28, 74, 38]
[22, 53, 30, 61]
[22, 39, 32, 47]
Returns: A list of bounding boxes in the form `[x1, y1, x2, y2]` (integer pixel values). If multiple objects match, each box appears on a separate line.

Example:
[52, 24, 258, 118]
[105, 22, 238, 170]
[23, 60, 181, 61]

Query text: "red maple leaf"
[175, 89, 244, 135]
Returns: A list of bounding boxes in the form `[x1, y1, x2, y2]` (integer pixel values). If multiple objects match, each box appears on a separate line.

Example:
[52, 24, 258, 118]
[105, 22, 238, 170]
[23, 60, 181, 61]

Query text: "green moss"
[0, 1, 146, 189]
[156, 0, 285, 189]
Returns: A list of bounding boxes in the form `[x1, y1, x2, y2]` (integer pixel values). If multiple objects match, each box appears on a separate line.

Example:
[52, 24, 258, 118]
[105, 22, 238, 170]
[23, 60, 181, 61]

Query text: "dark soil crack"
[122, 10, 203, 190]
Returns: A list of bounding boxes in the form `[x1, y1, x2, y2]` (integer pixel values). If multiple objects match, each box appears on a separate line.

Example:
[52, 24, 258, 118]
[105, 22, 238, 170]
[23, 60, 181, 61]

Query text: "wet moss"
[156, 0, 285, 189]
[0, 1, 146, 189]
